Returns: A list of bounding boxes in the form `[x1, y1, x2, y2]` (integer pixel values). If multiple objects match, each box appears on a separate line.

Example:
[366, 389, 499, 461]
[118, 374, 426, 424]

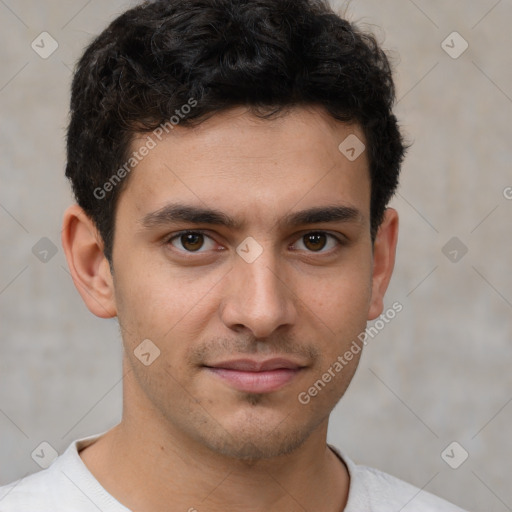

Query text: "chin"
[207, 430, 308, 461]
[195, 407, 326, 461]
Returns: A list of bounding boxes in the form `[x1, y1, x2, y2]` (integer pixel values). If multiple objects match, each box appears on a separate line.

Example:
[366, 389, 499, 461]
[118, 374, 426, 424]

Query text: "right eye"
[166, 230, 219, 254]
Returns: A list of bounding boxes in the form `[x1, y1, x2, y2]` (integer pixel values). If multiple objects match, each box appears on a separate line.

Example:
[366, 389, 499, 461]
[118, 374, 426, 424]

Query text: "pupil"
[305, 233, 326, 251]
[182, 233, 203, 251]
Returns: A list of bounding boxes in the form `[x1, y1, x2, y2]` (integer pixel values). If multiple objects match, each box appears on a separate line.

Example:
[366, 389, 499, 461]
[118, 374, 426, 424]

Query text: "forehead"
[117, 106, 371, 227]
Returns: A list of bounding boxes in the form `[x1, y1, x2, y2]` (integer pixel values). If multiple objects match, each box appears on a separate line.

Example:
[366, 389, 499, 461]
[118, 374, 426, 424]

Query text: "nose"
[219, 248, 298, 339]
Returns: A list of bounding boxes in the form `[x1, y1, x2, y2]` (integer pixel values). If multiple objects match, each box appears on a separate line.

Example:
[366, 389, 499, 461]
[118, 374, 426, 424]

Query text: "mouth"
[203, 358, 305, 393]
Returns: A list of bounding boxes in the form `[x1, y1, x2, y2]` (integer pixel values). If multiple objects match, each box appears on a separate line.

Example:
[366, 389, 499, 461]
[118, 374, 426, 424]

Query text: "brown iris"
[303, 232, 327, 251]
[181, 233, 204, 251]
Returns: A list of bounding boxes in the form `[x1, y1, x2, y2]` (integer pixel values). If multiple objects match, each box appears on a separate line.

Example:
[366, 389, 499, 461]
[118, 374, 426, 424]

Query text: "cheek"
[296, 262, 373, 383]
[112, 258, 218, 352]
[300, 260, 373, 331]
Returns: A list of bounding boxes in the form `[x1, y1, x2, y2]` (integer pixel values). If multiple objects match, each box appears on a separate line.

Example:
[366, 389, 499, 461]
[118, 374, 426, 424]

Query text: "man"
[0, 0, 468, 510]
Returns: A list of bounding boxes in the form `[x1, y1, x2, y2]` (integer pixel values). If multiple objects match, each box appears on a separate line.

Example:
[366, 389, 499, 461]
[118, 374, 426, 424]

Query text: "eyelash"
[164, 229, 346, 256]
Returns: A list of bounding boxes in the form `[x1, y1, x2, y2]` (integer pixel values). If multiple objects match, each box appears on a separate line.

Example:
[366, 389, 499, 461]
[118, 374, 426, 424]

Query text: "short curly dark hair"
[66, 0, 406, 263]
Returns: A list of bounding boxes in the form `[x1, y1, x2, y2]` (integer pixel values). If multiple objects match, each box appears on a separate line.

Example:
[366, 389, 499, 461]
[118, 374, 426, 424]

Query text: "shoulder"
[0, 457, 71, 511]
[0, 467, 70, 511]
[329, 445, 468, 512]
[0, 432, 113, 512]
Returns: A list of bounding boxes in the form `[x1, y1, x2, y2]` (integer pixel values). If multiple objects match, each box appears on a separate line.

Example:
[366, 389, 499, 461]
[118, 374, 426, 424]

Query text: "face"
[77, 106, 397, 460]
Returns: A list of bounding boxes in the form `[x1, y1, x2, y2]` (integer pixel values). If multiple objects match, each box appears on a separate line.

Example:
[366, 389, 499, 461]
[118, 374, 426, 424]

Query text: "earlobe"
[61, 204, 117, 318]
[367, 208, 399, 321]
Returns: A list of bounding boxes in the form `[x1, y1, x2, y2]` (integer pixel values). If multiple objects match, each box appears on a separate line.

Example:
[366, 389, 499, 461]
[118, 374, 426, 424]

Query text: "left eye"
[292, 232, 341, 252]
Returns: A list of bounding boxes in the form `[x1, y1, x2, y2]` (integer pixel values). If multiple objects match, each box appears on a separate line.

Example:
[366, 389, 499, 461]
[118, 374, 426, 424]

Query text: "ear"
[367, 208, 399, 320]
[61, 204, 117, 318]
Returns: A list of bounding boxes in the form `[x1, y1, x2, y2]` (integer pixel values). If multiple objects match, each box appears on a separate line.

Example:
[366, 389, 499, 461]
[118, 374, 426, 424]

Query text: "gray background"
[1, 1, 511, 510]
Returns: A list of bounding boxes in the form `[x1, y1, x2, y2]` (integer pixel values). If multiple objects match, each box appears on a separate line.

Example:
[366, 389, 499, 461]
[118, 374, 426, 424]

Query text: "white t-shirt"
[0, 431, 467, 511]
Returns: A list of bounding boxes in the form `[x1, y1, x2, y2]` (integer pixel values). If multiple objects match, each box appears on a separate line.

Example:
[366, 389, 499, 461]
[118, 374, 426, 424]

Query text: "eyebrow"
[140, 202, 363, 231]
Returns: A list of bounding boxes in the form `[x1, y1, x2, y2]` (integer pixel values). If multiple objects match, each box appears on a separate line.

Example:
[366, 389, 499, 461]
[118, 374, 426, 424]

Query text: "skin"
[62, 105, 398, 512]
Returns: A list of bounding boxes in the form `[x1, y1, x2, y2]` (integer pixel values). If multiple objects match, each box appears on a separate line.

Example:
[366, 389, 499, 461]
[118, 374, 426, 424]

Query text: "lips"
[204, 358, 305, 393]
[207, 358, 301, 372]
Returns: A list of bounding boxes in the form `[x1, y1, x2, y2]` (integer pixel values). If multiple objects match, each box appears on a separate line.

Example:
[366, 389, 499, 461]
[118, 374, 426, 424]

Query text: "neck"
[79, 371, 350, 512]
